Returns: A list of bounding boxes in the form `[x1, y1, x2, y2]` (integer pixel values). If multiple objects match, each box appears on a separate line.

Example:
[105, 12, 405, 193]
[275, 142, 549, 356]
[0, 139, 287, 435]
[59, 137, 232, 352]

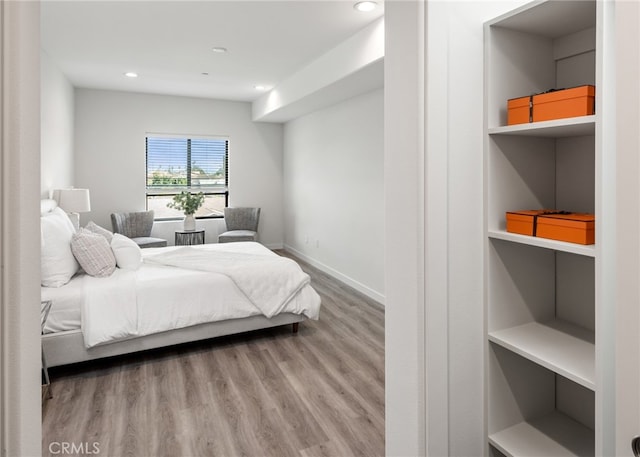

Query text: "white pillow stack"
[41, 214, 145, 287]
[41, 207, 79, 287]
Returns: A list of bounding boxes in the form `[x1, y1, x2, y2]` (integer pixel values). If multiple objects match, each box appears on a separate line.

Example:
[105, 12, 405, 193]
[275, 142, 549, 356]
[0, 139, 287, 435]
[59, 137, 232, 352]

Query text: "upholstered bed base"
[43, 313, 304, 367]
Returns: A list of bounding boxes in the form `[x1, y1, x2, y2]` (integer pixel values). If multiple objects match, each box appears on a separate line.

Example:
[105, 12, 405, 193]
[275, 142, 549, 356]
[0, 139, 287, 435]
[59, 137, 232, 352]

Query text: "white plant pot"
[183, 214, 196, 231]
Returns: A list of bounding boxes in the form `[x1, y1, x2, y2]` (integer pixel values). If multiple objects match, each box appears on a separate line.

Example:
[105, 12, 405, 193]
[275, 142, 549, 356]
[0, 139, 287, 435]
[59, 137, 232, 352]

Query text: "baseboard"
[284, 244, 385, 305]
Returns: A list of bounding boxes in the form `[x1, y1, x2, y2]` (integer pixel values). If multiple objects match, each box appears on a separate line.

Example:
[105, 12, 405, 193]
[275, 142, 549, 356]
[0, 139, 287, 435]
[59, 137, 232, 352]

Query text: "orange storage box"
[532, 85, 595, 122]
[506, 209, 559, 236]
[507, 95, 532, 125]
[536, 213, 595, 245]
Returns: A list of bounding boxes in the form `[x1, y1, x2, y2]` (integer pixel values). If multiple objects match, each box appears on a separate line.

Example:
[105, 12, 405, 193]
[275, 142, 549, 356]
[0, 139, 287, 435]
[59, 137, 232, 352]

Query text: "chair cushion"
[223, 208, 260, 232]
[111, 211, 155, 238]
[132, 236, 168, 248]
[218, 230, 258, 243]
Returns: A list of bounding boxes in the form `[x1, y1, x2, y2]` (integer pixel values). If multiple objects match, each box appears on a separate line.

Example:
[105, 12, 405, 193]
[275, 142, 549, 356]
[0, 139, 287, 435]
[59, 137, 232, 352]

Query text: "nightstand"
[41, 300, 52, 399]
[175, 229, 205, 246]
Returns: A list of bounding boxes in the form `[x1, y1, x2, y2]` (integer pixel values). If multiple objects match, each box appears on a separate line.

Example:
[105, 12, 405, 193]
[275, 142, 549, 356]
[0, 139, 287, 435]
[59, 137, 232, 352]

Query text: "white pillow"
[71, 228, 116, 278]
[110, 233, 142, 271]
[41, 207, 79, 287]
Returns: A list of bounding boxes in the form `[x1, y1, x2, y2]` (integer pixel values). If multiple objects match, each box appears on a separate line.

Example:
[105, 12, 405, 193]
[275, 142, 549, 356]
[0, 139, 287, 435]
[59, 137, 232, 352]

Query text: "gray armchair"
[218, 207, 261, 243]
[111, 210, 167, 248]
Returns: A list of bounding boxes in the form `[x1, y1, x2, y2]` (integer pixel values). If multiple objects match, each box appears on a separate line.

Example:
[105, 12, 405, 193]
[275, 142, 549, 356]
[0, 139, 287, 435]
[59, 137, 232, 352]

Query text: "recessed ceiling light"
[212, 47, 228, 53]
[254, 85, 267, 91]
[124, 72, 138, 78]
[354, 1, 377, 12]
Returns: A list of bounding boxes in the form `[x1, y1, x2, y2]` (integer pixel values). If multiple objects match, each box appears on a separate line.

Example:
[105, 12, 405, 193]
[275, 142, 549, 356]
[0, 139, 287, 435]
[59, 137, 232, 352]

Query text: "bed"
[40, 200, 321, 367]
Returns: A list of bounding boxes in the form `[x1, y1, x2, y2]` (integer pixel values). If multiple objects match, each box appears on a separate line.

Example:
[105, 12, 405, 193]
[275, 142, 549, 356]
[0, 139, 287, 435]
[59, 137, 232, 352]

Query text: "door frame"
[0, 1, 42, 456]
[614, 0, 640, 454]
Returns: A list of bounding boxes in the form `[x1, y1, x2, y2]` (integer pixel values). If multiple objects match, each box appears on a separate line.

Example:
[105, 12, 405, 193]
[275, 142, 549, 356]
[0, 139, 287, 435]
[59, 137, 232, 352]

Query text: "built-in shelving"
[484, 1, 598, 455]
[489, 319, 595, 390]
[489, 411, 594, 457]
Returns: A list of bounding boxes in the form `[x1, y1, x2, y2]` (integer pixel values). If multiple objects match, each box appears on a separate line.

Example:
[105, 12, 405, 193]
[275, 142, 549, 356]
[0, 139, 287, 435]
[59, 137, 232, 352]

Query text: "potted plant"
[167, 191, 205, 231]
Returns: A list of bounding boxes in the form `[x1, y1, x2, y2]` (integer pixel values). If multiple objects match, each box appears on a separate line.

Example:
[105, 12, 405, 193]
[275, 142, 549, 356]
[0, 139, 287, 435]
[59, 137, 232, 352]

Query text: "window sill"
[154, 215, 223, 222]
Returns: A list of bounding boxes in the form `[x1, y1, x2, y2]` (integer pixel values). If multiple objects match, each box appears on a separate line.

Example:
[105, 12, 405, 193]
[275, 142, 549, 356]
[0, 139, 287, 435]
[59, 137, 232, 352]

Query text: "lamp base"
[67, 212, 80, 231]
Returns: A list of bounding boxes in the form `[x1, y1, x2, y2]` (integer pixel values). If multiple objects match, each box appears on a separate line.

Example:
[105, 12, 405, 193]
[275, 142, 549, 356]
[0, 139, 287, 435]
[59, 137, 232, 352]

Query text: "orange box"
[506, 209, 559, 236]
[532, 85, 595, 122]
[536, 213, 595, 245]
[507, 95, 532, 125]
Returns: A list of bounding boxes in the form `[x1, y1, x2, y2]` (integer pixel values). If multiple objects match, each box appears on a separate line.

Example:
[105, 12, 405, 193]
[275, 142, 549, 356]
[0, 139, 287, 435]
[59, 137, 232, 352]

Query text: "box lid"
[533, 85, 595, 103]
[507, 96, 531, 108]
[506, 209, 562, 217]
[538, 213, 595, 228]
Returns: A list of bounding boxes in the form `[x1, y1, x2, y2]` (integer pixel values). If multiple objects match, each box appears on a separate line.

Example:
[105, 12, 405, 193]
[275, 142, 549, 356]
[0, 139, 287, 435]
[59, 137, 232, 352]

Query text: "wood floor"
[42, 251, 385, 457]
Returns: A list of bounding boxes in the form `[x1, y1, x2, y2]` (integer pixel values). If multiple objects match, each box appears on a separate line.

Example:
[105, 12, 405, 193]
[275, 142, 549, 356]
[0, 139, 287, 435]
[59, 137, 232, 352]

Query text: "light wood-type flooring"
[42, 251, 384, 457]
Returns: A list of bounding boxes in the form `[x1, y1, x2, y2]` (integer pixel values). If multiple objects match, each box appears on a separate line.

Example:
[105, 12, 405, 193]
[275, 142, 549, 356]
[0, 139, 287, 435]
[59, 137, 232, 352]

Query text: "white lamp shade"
[56, 188, 91, 213]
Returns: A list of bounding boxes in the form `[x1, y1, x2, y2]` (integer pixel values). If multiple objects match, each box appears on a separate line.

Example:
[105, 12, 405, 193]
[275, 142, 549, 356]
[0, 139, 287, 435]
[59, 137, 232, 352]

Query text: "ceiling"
[41, 1, 385, 103]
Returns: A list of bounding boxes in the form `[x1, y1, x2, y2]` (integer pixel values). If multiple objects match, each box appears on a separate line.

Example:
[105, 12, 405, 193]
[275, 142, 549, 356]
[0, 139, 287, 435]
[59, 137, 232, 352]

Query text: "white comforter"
[81, 242, 320, 348]
[144, 247, 311, 318]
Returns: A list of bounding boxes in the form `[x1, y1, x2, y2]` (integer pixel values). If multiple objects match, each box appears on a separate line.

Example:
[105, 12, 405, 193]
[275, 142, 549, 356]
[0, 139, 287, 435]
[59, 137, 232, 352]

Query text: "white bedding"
[42, 242, 321, 348]
[144, 245, 313, 318]
[41, 277, 84, 332]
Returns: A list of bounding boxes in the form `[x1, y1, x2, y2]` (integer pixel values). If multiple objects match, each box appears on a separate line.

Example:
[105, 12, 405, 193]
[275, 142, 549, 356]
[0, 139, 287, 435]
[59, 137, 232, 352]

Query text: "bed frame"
[43, 313, 303, 367]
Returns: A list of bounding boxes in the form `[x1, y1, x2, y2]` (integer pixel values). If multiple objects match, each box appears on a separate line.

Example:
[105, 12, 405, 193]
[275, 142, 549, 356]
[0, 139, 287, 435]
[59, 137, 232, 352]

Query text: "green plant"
[167, 191, 205, 216]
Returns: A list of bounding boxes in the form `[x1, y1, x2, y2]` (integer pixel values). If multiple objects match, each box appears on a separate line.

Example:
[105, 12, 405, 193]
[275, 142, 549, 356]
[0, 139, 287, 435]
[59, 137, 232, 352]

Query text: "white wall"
[613, 1, 639, 454]
[41, 50, 74, 198]
[384, 2, 425, 455]
[423, 1, 528, 455]
[283, 89, 384, 303]
[74, 89, 284, 247]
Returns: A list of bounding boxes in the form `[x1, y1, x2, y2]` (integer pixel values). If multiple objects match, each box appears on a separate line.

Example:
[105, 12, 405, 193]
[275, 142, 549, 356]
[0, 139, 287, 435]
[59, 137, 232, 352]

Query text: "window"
[146, 135, 228, 219]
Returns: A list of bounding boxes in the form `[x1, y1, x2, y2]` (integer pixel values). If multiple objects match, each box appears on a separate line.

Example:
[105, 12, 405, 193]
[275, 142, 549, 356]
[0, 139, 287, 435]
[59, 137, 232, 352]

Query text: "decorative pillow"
[110, 233, 142, 270]
[85, 221, 113, 243]
[41, 207, 79, 287]
[70, 228, 116, 278]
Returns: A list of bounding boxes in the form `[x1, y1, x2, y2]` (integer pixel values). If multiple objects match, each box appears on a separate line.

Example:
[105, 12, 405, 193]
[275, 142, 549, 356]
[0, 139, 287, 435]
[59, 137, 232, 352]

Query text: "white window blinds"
[146, 136, 228, 194]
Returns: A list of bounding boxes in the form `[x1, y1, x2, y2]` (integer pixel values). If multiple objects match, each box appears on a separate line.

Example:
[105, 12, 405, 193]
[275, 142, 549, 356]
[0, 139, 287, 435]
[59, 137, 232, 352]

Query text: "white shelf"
[489, 411, 594, 457]
[488, 116, 596, 138]
[488, 230, 596, 257]
[489, 320, 595, 390]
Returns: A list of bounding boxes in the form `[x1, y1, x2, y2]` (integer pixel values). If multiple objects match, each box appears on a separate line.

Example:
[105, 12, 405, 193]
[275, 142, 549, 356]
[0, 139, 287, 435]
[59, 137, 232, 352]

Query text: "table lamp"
[55, 188, 91, 230]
